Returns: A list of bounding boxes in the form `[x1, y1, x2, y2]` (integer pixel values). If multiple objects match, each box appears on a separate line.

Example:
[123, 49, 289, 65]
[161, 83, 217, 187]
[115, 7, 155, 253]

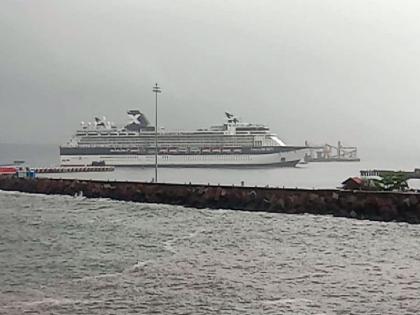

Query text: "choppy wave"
[1, 191, 420, 314]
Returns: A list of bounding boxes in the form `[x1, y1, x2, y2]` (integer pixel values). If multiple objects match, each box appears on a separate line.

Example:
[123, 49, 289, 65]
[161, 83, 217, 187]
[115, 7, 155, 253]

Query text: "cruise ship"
[60, 111, 306, 167]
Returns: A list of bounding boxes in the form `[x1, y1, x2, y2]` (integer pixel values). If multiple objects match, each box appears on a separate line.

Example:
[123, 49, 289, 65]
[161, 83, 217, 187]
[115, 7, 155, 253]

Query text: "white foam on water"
[261, 298, 315, 305]
[163, 239, 177, 254]
[19, 297, 79, 307]
[126, 260, 152, 273]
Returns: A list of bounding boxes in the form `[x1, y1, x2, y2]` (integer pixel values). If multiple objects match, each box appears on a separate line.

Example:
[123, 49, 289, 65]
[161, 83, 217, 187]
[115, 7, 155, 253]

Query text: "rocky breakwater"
[1, 177, 420, 223]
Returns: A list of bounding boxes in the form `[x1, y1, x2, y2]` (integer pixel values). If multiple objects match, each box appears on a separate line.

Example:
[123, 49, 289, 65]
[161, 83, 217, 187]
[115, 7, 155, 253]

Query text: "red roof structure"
[342, 177, 365, 190]
[0, 167, 17, 175]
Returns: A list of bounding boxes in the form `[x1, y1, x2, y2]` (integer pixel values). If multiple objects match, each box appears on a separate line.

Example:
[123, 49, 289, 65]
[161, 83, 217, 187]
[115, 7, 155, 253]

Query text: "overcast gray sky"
[1, 0, 420, 154]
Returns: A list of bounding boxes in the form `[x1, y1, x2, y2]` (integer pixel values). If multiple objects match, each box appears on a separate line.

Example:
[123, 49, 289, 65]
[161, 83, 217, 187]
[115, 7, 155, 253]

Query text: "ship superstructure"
[60, 111, 306, 167]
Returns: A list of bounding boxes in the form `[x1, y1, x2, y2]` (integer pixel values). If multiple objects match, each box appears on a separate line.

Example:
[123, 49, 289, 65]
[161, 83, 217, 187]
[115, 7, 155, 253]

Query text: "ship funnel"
[94, 116, 106, 128]
[225, 111, 239, 124]
[126, 110, 150, 131]
[225, 111, 234, 119]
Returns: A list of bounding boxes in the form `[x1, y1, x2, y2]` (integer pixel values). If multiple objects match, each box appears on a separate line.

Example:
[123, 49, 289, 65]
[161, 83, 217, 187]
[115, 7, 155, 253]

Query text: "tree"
[372, 173, 409, 192]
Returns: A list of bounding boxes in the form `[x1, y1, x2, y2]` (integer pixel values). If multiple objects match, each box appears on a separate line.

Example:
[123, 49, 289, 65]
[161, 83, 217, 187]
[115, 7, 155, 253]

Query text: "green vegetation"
[372, 173, 409, 192]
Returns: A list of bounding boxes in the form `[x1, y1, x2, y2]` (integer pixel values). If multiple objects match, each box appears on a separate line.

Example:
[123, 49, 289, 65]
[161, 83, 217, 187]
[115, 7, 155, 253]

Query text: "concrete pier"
[1, 177, 420, 223]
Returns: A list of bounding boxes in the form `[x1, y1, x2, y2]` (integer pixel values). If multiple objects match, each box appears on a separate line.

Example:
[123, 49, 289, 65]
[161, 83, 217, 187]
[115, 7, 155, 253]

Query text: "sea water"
[1, 144, 420, 314]
[2, 143, 420, 189]
[1, 192, 420, 314]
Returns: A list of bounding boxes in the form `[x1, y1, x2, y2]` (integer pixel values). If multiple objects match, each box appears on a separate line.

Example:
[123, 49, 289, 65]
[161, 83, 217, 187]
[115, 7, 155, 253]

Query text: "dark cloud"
[1, 0, 420, 156]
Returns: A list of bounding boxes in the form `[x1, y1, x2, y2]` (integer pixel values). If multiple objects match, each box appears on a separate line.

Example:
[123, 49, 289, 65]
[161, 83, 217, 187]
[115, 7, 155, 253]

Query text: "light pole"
[152, 83, 161, 182]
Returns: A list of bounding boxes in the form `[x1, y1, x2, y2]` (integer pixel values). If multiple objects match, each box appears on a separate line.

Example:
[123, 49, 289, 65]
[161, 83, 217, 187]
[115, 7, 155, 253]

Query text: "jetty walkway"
[1, 177, 420, 224]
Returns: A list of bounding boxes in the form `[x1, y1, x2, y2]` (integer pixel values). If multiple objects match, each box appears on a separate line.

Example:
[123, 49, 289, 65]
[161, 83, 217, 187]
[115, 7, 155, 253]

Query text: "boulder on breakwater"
[1, 176, 420, 224]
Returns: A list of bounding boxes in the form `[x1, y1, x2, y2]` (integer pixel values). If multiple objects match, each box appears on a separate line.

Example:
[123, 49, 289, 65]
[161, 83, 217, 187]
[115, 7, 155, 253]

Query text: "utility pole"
[152, 83, 161, 182]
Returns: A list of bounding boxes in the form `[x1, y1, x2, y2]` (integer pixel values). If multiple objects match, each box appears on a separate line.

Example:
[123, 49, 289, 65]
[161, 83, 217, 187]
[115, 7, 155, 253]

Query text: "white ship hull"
[60, 150, 305, 167]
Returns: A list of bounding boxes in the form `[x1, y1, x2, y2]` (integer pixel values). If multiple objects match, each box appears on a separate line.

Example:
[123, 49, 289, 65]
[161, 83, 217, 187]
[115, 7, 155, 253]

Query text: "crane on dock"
[304, 141, 360, 162]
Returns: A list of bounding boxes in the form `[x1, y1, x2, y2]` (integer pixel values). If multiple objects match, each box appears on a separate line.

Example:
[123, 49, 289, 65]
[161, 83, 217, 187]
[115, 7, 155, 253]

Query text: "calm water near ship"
[2, 144, 420, 314]
[2, 143, 420, 188]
